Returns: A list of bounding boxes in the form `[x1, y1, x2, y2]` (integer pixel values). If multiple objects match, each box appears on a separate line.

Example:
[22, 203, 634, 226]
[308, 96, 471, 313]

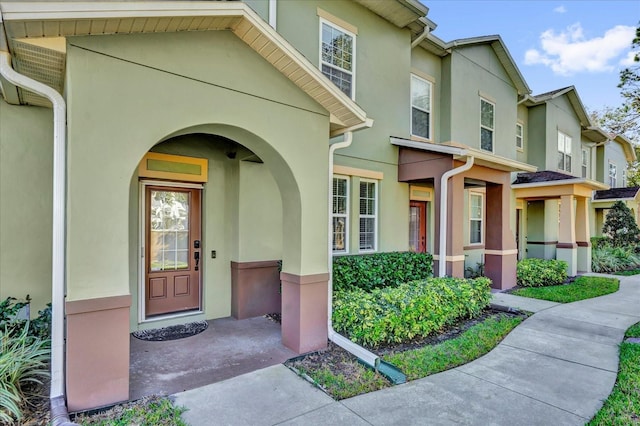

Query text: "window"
[321, 20, 355, 98]
[581, 149, 589, 178]
[469, 193, 483, 245]
[480, 99, 494, 152]
[516, 123, 524, 150]
[411, 74, 432, 140]
[609, 163, 617, 187]
[332, 176, 349, 252]
[557, 131, 572, 172]
[359, 179, 377, 251]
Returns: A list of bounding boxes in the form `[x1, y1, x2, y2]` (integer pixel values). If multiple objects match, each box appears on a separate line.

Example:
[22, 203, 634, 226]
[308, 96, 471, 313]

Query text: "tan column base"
[485, 252, 517, 290]
[231, 260, 281, 320]
[433, 258, 464, 278]
[66, 295, 131, 411]
[280, 272, 328, 354]
[556, 244, 578, 276]
[577, 242, 592, 273]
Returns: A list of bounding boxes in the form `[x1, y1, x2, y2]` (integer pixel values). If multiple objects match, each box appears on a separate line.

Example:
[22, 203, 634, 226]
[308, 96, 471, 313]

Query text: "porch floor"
[129, 316, 296, 401]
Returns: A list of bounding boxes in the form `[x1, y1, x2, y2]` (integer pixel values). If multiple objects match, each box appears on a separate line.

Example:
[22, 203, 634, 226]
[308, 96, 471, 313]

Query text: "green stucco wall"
[527, 104, 547, 170]
[0, 102, 53, 315]
[64, 30, 330, 320]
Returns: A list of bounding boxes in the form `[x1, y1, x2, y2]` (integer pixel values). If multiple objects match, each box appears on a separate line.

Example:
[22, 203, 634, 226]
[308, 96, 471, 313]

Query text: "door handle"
[194, 251, 200, 271]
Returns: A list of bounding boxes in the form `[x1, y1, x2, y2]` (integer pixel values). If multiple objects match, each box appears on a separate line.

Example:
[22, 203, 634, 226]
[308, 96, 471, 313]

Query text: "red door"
[145, 186, 201, 317]
[409, 201, 427, 253]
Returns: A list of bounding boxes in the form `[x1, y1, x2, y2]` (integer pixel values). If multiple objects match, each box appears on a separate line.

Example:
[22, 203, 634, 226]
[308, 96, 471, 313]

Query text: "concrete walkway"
[173, 274, 640, 425]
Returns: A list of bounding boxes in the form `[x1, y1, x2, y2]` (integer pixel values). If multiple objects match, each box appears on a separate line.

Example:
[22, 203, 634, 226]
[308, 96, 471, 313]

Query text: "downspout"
[438, 155, 474, 277]
[0, 53, 76, 425]
[268, 0, 277, 29]
[327, 132, 380, 369]
[411, 26, 429, 49]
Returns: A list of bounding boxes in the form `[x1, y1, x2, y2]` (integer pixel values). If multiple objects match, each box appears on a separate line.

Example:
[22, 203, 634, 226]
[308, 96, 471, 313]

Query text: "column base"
[231, 260, 281, 320]
[556, 244, 578, 276]
[577, 242, 592, 273]
[433, 256, 465, 278]
[66, 295, 131, 411]
[280, 272, 328, 354]
[485, 252, 517, 290]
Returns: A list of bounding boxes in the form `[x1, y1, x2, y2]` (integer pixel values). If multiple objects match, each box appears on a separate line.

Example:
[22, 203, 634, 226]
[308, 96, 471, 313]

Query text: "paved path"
[174, 274, 640, 425]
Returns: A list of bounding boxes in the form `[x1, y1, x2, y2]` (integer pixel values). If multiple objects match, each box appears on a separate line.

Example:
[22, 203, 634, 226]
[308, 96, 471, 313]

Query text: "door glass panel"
[150, 190, 190, 271]
[409, 206, 419, 252]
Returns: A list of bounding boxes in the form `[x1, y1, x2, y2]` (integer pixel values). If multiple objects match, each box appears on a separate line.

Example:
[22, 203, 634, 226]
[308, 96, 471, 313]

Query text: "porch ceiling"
[0, 1, 370, 135]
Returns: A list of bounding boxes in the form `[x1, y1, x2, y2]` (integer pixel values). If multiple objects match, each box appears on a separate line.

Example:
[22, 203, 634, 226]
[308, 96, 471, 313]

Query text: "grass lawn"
[615, 268, 640, 276]
[291, 314, 522, 399]
[511, 276, 619, 303]
[74, 396, 187, 426]
[587, 322, 640, 425]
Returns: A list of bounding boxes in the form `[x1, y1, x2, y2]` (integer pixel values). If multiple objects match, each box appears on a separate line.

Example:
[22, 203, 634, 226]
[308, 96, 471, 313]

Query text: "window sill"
[410, 135, 433, 144]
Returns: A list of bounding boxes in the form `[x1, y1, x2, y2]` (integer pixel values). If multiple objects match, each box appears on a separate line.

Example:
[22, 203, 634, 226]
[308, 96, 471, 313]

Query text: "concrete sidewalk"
[173, 274, 640, 425]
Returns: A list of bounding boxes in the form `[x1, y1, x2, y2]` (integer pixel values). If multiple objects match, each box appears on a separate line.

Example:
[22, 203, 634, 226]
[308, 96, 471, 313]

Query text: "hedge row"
[332, 277, 492, 347]
[333, 252, 433, 292]
[516, 258, 567, 287]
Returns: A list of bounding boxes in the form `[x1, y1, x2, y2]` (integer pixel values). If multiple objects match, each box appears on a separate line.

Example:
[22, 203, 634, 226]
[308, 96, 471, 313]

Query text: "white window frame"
[516, 122, 524, 151]
[332, 175, 349, 253]
[468, 192, 484, 245]
[480, 98, 495, 152]
[581, 149, 589, 179]
[359, 178, 378, 252]
[319, 18, 356, 100]
[557, 131, 572, 172]
[609, 162, 617, 187]
[410, 74, 433, 141]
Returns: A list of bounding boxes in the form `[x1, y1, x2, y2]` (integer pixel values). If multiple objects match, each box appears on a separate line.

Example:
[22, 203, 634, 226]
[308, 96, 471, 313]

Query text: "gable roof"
[0, 1, 371, 136]
[594, 186, 640, 201]
[416, 34, 530, 96]
[521, 86, 590, 127]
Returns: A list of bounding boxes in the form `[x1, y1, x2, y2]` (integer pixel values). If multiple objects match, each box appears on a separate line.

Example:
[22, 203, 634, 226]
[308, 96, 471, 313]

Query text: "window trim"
[410, 73, 433, 141]
[480, 98, 495, 153]
[516, 122, 524, 151]
[609, 162, 617, 187]
[468, 191, 484, 246]
[332, 175, 350, 253]
[581, 148, 589, 179]
[319, 17, 356, 100]
[557, 131, 572, 173]
[358, 178, 378, 253]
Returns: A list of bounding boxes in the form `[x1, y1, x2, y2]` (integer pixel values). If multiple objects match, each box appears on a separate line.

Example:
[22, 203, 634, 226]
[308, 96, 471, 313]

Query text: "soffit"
[0, 1, 369, 134]
[351, 0, 428, 28]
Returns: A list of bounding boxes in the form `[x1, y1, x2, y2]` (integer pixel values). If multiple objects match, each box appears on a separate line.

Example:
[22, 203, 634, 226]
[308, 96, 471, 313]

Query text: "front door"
[145, 186, 202, 317]
[409, 201, 427, 252]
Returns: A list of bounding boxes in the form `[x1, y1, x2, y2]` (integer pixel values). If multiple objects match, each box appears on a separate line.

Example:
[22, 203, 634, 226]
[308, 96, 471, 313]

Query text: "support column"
[445, 174, 465, 277]
[575, 197, 591, 273]
[556, 195, 577, 276]
[280, 272, 328, 354]
[484, 182, 517, 290]
[66, 295, 131, 411]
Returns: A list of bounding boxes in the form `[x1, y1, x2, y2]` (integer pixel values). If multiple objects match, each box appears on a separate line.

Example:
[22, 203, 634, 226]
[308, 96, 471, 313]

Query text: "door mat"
[132, 320, 208, 341]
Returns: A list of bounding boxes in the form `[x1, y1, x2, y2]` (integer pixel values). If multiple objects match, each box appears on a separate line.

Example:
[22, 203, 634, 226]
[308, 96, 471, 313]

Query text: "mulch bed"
[16, 377, 50, 426]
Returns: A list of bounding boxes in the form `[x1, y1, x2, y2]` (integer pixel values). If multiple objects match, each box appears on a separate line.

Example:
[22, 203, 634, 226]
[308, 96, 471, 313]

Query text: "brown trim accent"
[231, 260, 280, 270]
[557, 243, 578, 249]
[576, 241, 591, 247]
[66, 294, 131, 315]
[280, 272, 329, 285]
[527, 241, 558, 245]
[463, 245, 485, 250]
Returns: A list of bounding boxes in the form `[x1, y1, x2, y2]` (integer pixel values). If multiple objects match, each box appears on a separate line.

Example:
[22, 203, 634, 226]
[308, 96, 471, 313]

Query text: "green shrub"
[592, 245, 640, 273]
[0, 297, 51, 340]
[332, 277, 491, 347]
[333, 251, 433, 292]
[590, 236, 611, 249]
[602, 200, 640, 248]
[516, 258, 568, 287]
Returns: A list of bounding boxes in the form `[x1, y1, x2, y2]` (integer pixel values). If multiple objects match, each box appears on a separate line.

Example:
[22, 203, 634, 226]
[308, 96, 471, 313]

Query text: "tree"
[602, 200, 640, 247]
[618, 24, 640, 131]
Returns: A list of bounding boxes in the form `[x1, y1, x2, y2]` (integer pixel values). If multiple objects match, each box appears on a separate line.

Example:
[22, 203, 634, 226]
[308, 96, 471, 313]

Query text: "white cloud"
[619, 50, 638, 67]
[524, 23, 635, 76]
[553, 5, 567, 13]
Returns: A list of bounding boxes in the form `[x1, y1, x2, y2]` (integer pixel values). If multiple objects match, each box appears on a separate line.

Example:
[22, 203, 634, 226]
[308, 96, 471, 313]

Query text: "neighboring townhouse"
[0, 0, 636, 414]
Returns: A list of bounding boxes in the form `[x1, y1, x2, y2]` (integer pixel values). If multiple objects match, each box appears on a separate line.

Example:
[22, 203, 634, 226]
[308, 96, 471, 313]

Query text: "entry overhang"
[513, 178, 608, 200]
[0, 1, 371, 135]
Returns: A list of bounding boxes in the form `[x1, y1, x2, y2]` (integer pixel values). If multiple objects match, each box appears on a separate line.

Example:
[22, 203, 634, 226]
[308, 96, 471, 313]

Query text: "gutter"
[327, 133, 405, 384]
[438, 155, 474, 277]
[0, 53, 76, 425]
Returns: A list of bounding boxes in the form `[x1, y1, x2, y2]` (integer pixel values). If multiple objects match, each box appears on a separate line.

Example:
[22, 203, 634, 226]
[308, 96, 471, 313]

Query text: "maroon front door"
[145, 186, 202, 317]
[409, 201, 427, 252]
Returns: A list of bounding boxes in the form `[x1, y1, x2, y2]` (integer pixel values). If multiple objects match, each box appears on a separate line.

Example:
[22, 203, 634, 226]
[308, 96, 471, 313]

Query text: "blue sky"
[423, 1, 639, 113]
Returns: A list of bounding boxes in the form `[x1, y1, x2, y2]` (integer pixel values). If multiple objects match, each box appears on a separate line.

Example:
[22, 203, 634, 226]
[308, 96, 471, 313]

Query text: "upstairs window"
[332, 176, 349, 253]
[557, 131, 572, 172]
[411, 74, 432, 140]
[469, 192, 484, 245]
[516, 123, 524, 150]
[359, 179, 377, 252]
[609, 163, 617, 187]
[581, 149, 589, 178]
[321, 20, 355, 99]
[480, 99, 494, 152]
